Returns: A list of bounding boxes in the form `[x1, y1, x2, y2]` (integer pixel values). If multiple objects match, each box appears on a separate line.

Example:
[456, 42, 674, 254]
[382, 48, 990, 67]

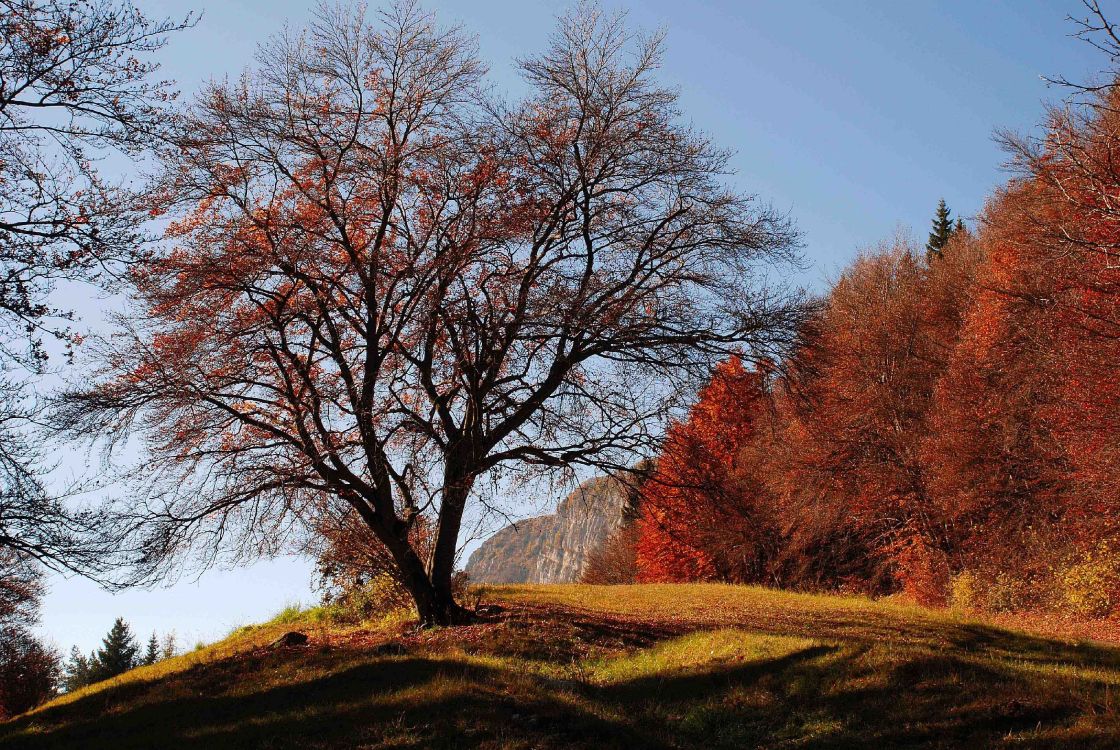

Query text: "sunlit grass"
[580, 629, 818, 684]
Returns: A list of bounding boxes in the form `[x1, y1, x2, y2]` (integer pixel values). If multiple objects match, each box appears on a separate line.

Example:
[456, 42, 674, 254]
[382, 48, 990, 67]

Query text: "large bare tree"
[60, 2, 804, 624]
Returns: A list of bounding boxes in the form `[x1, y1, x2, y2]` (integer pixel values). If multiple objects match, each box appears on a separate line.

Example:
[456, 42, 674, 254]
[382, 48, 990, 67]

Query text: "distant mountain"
[464, 475, 629, 584]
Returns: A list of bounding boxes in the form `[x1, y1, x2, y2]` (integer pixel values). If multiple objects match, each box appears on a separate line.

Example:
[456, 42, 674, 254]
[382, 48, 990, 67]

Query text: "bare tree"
[59, 2, 805, 625]
[0, 0, 192, 582]
[581, 525, 641, 585]
[1001, 1, 1120, 271]
[1044, 1, 1120, 94]
[0, 548, 43, 630]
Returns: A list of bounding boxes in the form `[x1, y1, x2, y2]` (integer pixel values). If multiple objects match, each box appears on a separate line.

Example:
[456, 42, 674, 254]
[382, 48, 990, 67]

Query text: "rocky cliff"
[464, 475, 629, 584]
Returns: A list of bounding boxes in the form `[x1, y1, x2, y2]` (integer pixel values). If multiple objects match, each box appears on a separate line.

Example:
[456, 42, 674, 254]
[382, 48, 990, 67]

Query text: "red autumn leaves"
[634, 88, 1120, 612]
[635, 358, 776, 584]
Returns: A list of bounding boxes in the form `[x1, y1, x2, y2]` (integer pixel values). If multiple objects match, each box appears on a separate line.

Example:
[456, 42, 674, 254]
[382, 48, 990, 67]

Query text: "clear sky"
[37, 0, 1105, 655]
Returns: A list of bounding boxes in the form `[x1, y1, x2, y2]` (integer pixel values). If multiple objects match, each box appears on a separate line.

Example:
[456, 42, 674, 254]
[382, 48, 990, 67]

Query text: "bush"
[317, 573, 414, 625]
[894, 540, 950, 606]
[313, 570, 473, 626]
[984, 572, 1035, 613]
[947, 567, 1042, 614]
[1059, 543, 1120, 618]
[949, 571, 980, 612]
[581, 526, 640, 585]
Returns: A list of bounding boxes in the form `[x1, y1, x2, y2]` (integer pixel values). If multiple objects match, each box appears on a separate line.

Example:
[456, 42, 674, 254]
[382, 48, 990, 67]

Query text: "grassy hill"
[3, 584, 1120, 749]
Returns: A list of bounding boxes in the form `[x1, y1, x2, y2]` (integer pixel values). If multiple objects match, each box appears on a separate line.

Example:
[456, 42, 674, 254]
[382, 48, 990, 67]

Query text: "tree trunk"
[426, 464, 475, 625]
[353, 453, 478, 627]
[398, 563, 470, 626]
[374, 507, 472, 627]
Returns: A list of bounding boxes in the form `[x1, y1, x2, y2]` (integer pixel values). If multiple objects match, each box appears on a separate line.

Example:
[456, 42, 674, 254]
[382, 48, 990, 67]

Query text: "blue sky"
[38, 0, 1104, 655]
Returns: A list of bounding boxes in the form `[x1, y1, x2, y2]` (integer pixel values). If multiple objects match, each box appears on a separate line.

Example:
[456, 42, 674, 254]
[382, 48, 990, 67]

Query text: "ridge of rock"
[464, 476, 628, 584]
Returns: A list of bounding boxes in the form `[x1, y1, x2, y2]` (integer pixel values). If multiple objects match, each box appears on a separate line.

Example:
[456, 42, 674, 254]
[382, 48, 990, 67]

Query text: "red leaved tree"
[924, 71, 1120, 594]
[635, 358, 780, 583]
[1005, 84, 1120, 542]
[766, 235, 983, 601]
[922, 185, 1074, 594]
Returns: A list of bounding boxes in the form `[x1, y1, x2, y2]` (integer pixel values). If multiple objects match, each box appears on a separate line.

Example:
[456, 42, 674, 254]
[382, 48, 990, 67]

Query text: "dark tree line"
[63, 617, 174, 692]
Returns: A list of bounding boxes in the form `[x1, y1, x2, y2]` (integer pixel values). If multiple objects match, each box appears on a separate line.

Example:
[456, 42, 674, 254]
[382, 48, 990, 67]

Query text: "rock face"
[465, 476, 628, 584]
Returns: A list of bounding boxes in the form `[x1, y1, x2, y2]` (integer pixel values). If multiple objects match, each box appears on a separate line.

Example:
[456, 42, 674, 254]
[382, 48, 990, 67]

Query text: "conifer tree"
[142, 633, 159, 666]
[926, 199, 954, 261]
[62, 646, 92, 692]
[91, 618, 138, 681]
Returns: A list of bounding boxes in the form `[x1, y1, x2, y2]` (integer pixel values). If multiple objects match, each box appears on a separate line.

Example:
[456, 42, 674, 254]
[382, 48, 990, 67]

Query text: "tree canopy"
[58, 2, 804, 624]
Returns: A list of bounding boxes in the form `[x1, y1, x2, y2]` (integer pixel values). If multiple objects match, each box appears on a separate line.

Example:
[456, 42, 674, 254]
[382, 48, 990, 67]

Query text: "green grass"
[264, 602, 309, 626]
[4, 584, 1120, 748]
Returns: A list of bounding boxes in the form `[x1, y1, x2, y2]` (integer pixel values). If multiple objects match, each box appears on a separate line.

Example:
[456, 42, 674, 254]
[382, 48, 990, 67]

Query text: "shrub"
[582, 526, 640, 585]
[894, 539, 951, 606]
[984, 572, 1035, 613]
[307, 507, 437, 620]
[949, 571, 980, 612]
[318, 573, 414, 625]
[309, 569, 471, 626]
[1059, 543, 1120, 618]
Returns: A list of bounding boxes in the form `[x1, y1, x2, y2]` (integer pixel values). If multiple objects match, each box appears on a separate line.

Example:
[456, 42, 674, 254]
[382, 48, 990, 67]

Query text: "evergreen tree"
[926, 198, 954, 261]
[62, 646, 92, 692]
[90, 618, 139, 681]
[142, 633, 159, 666]
[954, 217, 965, 234]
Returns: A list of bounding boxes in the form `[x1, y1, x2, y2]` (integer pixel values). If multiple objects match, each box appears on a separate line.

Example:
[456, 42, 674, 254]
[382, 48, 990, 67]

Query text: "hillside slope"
[3, 585, 1120, 749]
[465, 475, 628, 583]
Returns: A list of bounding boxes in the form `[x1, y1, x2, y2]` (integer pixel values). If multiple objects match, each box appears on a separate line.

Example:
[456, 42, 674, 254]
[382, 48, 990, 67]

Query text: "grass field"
[3, 584, 1120, 748]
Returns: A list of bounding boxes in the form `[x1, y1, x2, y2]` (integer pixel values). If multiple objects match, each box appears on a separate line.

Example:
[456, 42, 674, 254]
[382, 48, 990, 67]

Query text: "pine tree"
[142, 633, 159, 666]
[954, 217, 965, 234]
[90, 618, 139, 681]
[62, 646, 92, 692]
[926, 198, 953, 261]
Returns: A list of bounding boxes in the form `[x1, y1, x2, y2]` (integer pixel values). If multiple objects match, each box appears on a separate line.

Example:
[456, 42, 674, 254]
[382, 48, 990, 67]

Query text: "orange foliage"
[636, 81, 1120, 616]
[768, 239, 982, 601]
[635, 358, 778, 584]
[636, 237, 985, 603]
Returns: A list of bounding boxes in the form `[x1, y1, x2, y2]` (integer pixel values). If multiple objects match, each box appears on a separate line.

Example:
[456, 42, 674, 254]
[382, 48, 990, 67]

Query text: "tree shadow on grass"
[0, 653, 672, 750]
[503, 600, 1120, 678]
[462, 604, 690, 663]
[946, 622, 1120, 671]
[3, 607, 1120, 749]
[591, 642, 1115, 749]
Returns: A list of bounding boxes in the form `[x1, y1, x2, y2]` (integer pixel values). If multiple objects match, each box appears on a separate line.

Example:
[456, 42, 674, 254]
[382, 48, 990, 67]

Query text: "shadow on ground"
[2, 602, 1119, 749]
